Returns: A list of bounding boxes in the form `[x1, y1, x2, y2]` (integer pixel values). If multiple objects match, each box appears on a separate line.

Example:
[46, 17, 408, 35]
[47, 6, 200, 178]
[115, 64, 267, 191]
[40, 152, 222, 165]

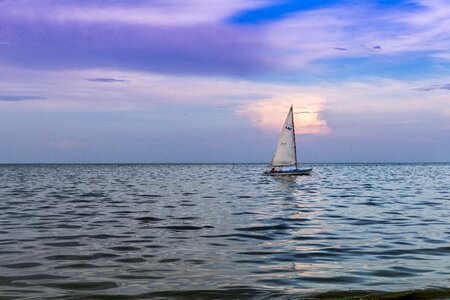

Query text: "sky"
[0, 0, 449, 163]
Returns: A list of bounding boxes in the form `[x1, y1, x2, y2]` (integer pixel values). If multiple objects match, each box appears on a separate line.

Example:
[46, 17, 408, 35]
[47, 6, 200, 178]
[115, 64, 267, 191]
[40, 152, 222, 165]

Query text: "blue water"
[0, 163, 449, 299]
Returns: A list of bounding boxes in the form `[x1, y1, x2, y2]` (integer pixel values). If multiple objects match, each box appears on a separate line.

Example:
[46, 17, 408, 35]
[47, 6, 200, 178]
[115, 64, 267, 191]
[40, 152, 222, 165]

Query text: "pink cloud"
[236, 96, 330, 136]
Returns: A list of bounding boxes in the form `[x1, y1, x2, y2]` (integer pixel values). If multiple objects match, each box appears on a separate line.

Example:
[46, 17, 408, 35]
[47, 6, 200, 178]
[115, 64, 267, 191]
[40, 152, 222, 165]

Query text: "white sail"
[271, 106, 297, 167]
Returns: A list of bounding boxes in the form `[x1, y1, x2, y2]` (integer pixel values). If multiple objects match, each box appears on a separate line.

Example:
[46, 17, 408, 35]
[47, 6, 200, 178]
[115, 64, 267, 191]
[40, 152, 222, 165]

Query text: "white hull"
[262, 168, 312, 176]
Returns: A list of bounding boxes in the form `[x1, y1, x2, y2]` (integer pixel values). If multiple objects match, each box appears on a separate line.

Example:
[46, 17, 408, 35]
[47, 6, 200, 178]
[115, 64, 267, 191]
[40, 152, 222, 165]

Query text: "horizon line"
[0, 162, 449, 165]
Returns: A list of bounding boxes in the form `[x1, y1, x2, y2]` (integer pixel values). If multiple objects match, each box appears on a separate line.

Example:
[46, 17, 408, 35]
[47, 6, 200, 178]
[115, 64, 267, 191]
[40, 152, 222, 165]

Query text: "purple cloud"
[0, 0, 272, 76]
[0, 95, 46, 101]
[86, 78, 129, 83]
[1, 20, 269, 76]
[415, 84, 450, 91]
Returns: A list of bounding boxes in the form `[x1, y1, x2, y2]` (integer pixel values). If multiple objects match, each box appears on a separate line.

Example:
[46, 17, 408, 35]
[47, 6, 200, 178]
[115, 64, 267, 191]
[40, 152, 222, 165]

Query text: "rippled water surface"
[0, 164, 449, 299]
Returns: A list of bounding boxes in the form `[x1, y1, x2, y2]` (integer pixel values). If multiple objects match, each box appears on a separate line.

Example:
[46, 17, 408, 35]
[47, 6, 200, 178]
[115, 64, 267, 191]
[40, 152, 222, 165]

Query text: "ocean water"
[0, 163, 449, 299]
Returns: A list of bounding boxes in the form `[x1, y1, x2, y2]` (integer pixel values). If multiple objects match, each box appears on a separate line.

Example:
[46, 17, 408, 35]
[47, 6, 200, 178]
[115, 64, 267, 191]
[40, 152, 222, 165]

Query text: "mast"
[291, 105, 298, 169]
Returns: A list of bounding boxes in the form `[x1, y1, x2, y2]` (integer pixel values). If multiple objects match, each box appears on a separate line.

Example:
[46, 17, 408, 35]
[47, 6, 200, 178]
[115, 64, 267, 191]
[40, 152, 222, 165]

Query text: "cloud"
[265, 0, 450, 67]
[0, 0, 269, 26]
[236, 96, 330, 135]
[0, 19, 269, 76]
[1, 68, 449, 117]
[415, 83, 450, 91]
[0, 67, 449, 159]
[0, 0, 272, 76]
[1, 0, 450, 76]
[86, 78, 129, 83]
[0, 68, 329, 117]
[0, 95, 46, 101]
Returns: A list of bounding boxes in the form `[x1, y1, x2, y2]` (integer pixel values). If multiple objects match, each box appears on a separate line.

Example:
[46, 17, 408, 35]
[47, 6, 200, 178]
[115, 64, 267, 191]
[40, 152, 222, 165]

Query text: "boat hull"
[262, 168, 312, 176]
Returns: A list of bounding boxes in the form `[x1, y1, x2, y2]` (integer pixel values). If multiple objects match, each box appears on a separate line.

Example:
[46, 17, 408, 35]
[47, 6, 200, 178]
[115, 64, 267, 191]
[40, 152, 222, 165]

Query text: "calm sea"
[0, 163, 449, 299]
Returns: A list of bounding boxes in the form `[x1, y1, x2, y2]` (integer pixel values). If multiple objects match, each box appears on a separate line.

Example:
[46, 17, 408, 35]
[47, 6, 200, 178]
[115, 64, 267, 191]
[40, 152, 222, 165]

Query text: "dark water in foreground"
[0, 163, 449, 299]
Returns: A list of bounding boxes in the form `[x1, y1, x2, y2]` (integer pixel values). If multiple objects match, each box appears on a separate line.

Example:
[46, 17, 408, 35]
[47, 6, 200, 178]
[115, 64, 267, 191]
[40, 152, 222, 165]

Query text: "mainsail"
[271, 106, 297, 167]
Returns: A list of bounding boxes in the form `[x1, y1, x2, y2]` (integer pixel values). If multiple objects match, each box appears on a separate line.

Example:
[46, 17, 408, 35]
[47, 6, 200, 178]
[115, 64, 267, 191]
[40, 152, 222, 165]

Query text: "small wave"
[45, 253, 119, 261]
[44, 241, 85, 247]
[135, 216, 163, 222]
[115, 274, 164, 280]
[108, 246, 141, 252]
[138, 194, 164, 198]
[369, 269, 417, 278]
[2, 262, 41, 269]
[232, 211, 259, 215]
[115, 257, 146, 263]
[157, 225, 211, 231]
[158, 258, 181, 263]
[174, 216, 200, 220]
[42, 281, 118, 291]
[235, 224, 290, 231]
[200, 233, 273, 240]
[80, 192, 106, 198]
[0, 274, 68, 284]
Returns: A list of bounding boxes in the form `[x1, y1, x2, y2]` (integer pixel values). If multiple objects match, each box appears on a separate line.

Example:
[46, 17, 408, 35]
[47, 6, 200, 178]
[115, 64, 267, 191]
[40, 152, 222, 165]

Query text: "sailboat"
[262, 105, 312, 176]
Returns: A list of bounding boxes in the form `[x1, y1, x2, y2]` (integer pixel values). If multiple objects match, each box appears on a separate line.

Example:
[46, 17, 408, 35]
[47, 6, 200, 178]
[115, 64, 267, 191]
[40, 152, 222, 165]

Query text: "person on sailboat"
[271, 167, 276, 173]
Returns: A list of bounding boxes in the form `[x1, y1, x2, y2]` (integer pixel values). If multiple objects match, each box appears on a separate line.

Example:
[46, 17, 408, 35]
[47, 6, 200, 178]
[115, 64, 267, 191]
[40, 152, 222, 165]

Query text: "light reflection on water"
[0, 163, 449, 298]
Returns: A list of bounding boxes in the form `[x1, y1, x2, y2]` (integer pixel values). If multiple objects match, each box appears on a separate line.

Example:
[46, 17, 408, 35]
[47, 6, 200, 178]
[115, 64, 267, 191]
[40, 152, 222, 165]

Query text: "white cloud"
[1, 67, 448, 136]
[265, 0, 450, 67]
[1, 0, 271, 26]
